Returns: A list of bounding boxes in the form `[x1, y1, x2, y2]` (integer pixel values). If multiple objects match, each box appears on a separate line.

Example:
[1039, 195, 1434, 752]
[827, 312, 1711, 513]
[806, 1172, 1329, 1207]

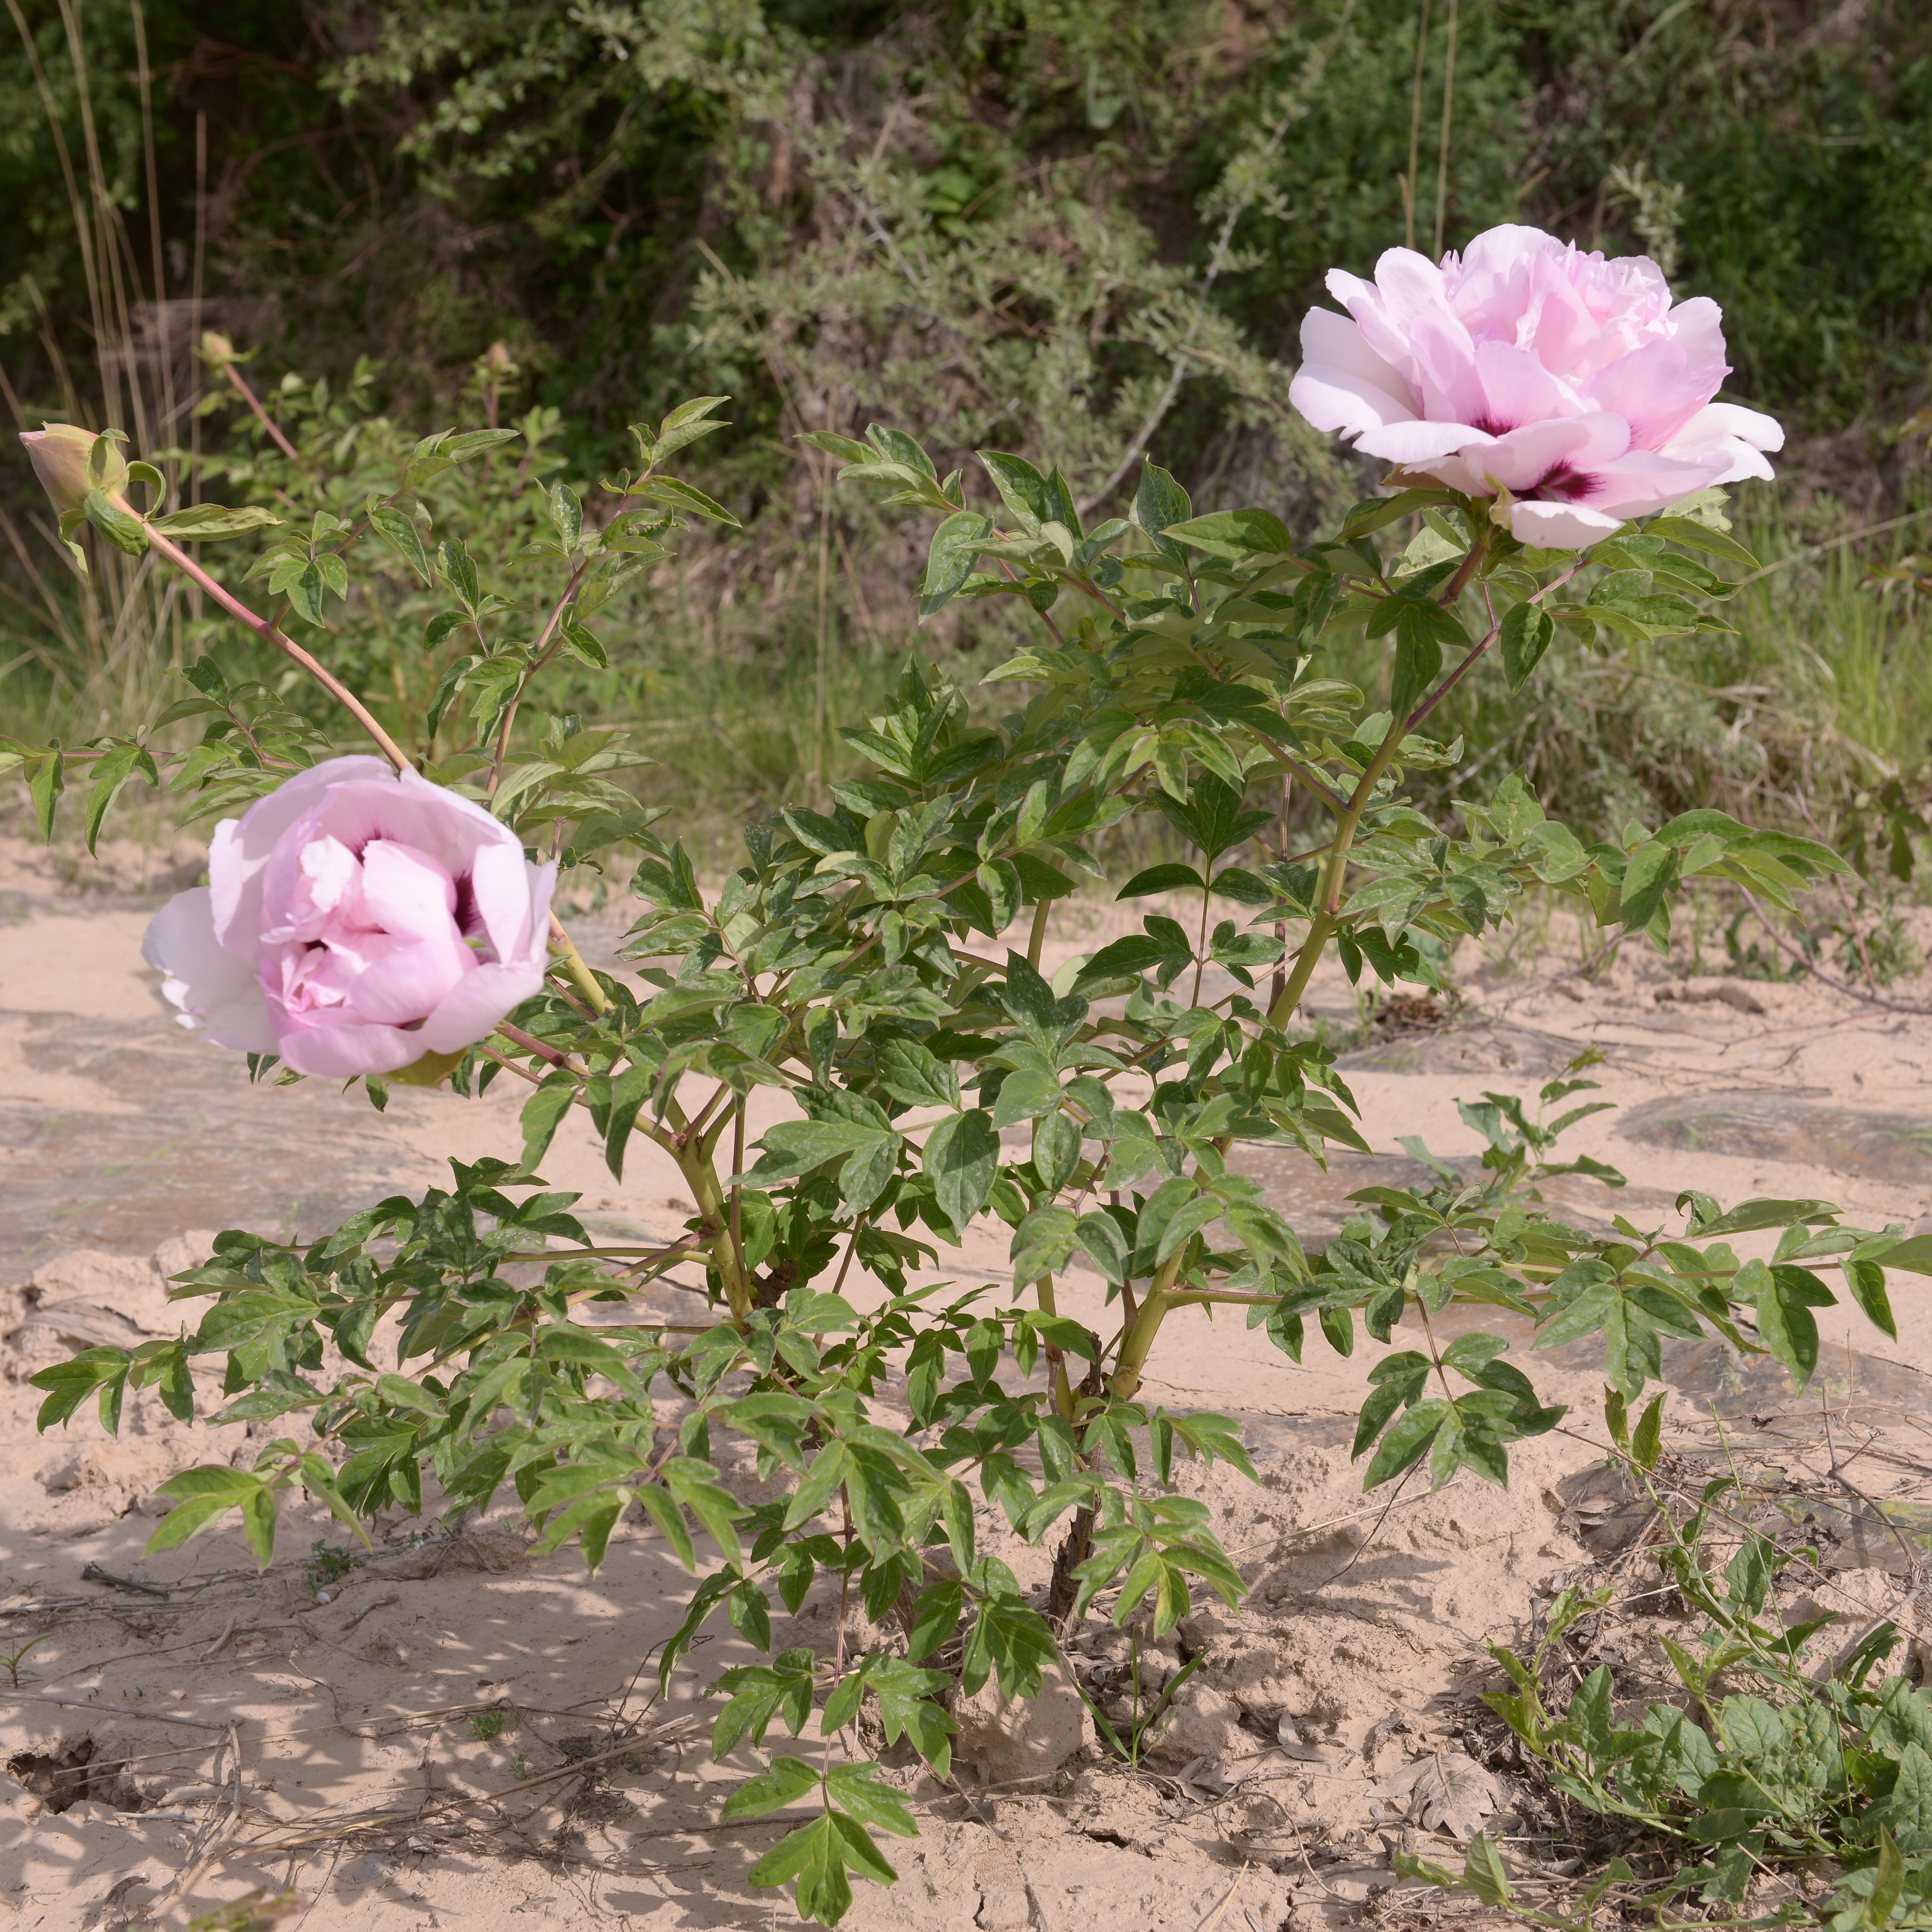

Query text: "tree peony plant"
[142, 756, 557, 1077]
[1288, 223, 1784, 548]
[3, 288, 1911, 1928]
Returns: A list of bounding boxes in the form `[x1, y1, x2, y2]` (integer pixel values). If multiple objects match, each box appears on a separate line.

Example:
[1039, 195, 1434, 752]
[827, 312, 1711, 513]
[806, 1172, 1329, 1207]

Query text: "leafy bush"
[2, 382, 1919, 1925]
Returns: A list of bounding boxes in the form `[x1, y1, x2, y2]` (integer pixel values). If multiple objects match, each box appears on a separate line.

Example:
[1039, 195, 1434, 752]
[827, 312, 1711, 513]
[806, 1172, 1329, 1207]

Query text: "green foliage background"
[5, 0, 1932, 844]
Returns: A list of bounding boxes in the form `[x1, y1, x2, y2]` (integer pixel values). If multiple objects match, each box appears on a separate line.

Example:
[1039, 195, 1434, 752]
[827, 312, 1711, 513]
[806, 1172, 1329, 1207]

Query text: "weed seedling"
[0, 1631, 53, 1689]
[304, 1541, 363, 1602]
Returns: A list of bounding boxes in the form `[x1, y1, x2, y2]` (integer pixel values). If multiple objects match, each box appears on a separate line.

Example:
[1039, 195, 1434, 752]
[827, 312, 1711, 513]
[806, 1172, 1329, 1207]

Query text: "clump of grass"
[469, 1706, 518, 1742]
[304, 1540, 362, 1601]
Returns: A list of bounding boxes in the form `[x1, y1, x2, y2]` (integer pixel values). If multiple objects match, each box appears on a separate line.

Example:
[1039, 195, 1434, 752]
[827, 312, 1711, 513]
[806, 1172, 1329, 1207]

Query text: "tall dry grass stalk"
[0, 0, 196, 740]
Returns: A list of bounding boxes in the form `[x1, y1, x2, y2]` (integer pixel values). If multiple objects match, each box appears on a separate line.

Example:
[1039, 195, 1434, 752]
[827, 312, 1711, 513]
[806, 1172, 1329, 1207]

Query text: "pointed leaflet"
[141, 1465, 268, 1558]
[865, 1657, 955, 1774]
[905, 1581, 964, 1663]
[874, 1038, 960, 1109]
[1462, 1837, 1515, 1906]
[638, 476, 742, 527]
[712, 1648, 818, 1757]
[923, 1110, 999, 1230]
[721, 1751, 820, 1815]
[1010, 1206, 1076, 1286]
[600, 1064, 655, 1179]
[1845, 1258, 1897, 1340]
[1649, 516, 1759, 570]
[1755, 1261, 1836, 1388]
[1501, 603, 1554, 691]
[28, 748, 62, 841]
[920, 512, 993, 619]
[744, 1814, 882, 1926]
[1160, 508, 1294, 557]
[1617, 840, 1676, 930]
[1133, 460, 1190, 540]
[749, 1119, 901, 1215]
[368, 503, 433, 583]
[977, 451, 1054, 534]
[82, 742, 159, 855]
[149, 502, 282, 539]
[28, 1347, 129, 1431]
[826, 1761, 918, 1836]
[1389, 604, 1445, 720]
[520, 1070, 580, 1171]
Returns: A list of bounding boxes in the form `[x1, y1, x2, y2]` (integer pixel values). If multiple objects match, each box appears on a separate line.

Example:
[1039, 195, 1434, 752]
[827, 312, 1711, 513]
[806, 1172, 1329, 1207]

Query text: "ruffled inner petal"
[1585, 339, 1717, 450]
[1473, 339, 1571, 434]
[358, 839, 460, 942]
[208, 756, 393, 962]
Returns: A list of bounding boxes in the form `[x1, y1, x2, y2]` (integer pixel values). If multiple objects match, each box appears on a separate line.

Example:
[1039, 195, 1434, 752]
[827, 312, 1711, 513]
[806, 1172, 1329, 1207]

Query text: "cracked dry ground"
[3, 848, 1931, 1930]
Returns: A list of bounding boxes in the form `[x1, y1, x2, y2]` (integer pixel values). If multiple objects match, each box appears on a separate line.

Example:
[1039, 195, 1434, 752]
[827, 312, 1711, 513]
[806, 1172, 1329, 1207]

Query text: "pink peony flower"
[1288, 223, 1783, 549]
[143, 756, 557, 1079]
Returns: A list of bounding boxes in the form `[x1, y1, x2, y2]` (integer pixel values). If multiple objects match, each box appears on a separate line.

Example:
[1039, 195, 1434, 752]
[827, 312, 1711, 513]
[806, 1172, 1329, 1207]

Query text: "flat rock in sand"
[1619, 1089, 1932, 1184]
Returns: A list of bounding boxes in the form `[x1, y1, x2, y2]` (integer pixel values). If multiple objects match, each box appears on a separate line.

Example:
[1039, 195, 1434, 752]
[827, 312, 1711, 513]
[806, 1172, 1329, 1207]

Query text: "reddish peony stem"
[138, 519, 414, 772]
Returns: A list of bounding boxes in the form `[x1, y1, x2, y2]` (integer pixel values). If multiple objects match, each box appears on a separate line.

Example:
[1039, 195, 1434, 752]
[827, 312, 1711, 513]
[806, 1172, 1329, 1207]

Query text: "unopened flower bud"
[200, 330, 236, 368]
[19, 422, 124, 515]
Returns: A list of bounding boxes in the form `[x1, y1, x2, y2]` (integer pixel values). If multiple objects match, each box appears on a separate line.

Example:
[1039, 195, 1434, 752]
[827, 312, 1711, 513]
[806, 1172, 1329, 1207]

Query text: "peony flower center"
[265, 834, 479, 1024]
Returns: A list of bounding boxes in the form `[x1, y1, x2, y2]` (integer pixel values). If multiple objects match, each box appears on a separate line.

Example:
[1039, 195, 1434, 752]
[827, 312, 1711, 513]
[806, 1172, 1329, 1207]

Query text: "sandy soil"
[2, 828, 1930, 1930]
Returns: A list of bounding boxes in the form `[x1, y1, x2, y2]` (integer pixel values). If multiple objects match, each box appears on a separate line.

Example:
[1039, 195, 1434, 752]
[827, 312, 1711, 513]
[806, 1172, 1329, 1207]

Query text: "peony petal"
[347, 933, 475, 1025]
[1661, 401, 1785, 457]
[1403, 308, 1486, 425]
[357, 838, 459, 942]
[1327, 267, 1422, 380]
[1454, 223, 1568, 282]
[1413, 452, 1497, 496]
[260, 832, 364, 945]
[272, 1013, 427, 1079]
[142, 887, 278, 1053]
[1584, 339, 1718, 450]
[467, 841, 549, 969]
[1468, 418, 1590, 492]
[209, 756, 393, 962]
[1476, 413, 1630, 493]
[1508, 500, 1626, 549]
[281, 771, 511, 909]
[1370, 246, 1449, 335]
[1663, 297, 1730, 378]
[416, 958, 549, 1056]
[1354, 419, 1493, 465]
[1473, 339, 1570, 432]
[1576, 447, 1735, 518]
[1703, 440, 1777, 485]
[1288, 308, 1420, 436]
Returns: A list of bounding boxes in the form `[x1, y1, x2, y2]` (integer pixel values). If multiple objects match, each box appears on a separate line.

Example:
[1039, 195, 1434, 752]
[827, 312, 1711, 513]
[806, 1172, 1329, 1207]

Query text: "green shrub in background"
[11, 0, 1925, 447]
[6, 0, 1932, 853]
